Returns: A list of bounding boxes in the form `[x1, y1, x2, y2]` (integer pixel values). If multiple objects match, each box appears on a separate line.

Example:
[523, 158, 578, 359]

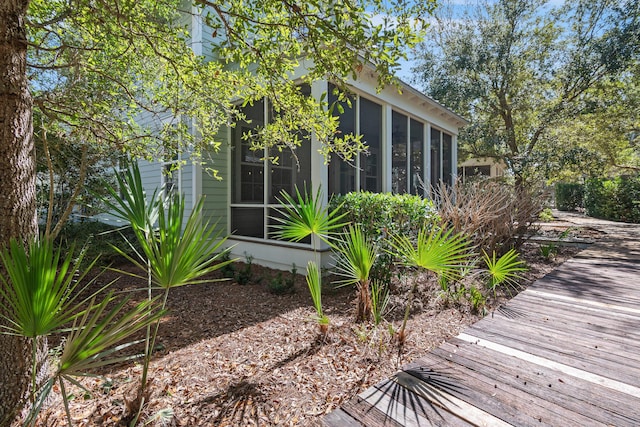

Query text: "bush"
[329, 192, 439, 284]
[267, 265, 297, 295]
[436, 180, 542, 255]
[555, 183, 584, 211]
[584, 176, 640, 223]
[53, 220, 140, 267]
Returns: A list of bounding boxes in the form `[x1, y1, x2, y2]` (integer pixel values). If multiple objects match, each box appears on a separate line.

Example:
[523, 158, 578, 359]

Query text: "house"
[120, 9, 469, 270]
[458, 157, 507, 182]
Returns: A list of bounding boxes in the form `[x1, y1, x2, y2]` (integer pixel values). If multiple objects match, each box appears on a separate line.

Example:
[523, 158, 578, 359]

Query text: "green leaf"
[272, 186, 347, 246]
[390, 227, 471, 281]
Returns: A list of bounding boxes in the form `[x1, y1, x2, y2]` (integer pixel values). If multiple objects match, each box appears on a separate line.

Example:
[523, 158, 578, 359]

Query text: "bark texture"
[0, 1, 39, 425]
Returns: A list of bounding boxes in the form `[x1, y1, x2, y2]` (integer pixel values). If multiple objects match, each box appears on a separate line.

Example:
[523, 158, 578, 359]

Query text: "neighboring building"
[458, 157, 507, 182]
[114, 8, 469, 270]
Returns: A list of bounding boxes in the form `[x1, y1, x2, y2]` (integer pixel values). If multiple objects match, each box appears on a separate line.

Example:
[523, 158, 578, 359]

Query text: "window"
[392, 112, 425, 195]
[327, 84, 382, 195]
[327, 84, 356, 195]
[392, 111, 408, 193]
[430, 128, 441, 190]
[230, 86, 312, 240]
[461, 165, 491, 181]
[410, 119, 424, 195]
[430, 128, 454, 189]
[442, 133, 453, 186]
[359, 97, 382, 192]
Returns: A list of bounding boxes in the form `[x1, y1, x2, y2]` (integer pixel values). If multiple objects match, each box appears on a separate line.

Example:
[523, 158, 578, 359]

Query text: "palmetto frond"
[391, 227, 471, 280]
[0, 237, 105, 338]
[272, 186, 346, 246]
[483, 248, 527, 296]
[333, 224, 377, 286]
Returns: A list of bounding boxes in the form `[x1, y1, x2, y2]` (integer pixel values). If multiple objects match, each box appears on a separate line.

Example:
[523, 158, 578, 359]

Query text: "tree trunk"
[0, 1, 40, 425]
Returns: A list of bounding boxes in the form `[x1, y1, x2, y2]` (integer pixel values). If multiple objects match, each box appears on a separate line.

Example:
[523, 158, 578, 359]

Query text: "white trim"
[190, 5, 203, 56]
[383, 104, 393, 193]
[452, 134, 458, 183]
[355, 95, 361, 190]
[425, 122, 431, 196]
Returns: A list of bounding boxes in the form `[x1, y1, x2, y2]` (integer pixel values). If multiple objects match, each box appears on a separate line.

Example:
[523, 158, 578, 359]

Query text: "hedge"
[584, 176, 640, 223]
[328, 192, 440, 283]
[555, 182, 584, 211]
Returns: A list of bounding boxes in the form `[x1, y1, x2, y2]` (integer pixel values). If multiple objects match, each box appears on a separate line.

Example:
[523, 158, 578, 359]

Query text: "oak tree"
[413, 0, 639, 185]
[0, 0, 432, 422]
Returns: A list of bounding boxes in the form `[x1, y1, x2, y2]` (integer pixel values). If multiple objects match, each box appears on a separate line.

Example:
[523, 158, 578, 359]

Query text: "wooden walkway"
[324, 216, 640, 426]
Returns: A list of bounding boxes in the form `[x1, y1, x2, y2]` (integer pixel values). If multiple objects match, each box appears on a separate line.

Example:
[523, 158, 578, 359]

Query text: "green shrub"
[555, 183, 584, 211]
[584, 176, 640, 223]
[267, 265, 297, 295]
[328, 192, 439, 284]
[53, 220, 140, 267]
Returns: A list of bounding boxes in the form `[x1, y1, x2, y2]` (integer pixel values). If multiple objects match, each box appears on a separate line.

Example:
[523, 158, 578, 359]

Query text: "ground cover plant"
[8, 180, 593, 426]
[34, 235, 583, 426]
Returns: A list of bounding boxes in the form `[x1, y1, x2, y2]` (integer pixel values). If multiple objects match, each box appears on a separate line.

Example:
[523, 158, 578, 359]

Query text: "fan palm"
[101, 164, 234, 407]
[0, 236, 162, 427]
[333, 224, 377, 322]
[27, 295, 165, 427]
[483, 248, 527, 297]
[272, 186, 346, 334]
[272, 186, 346, 246]
[0, 237, 106, 403]
[390, 227, 471, 346]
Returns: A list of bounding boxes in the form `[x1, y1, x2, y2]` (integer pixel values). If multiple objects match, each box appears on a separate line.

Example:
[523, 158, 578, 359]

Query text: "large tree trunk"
[0, 1, 39, 425]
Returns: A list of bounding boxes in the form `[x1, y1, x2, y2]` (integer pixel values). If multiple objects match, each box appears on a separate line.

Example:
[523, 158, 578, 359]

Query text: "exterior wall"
[112, 11, 467, 271]
[201, 126, 228, 232]
[459, 157, 507, 181]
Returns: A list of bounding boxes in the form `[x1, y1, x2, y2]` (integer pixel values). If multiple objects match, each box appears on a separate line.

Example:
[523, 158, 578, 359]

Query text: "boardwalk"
[324, 214, 640, 426]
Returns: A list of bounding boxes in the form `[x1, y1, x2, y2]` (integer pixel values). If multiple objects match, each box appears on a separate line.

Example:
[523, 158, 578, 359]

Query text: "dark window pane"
[410, 119, 424, 195]
[327, 83, 356, 195]
[232, 99, 265, 203]
[392, 111, 408, 194]
[430, 128, 441, 190]
[442, 133, 453, 186]
[231, 207, 264, 238]
[464, 165, 491, 178]
[359, 97, 382, 192]
[268, 141, 311, 203]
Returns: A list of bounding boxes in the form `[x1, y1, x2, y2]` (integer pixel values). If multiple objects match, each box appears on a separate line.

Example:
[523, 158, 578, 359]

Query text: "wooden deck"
[324, 218, 640, 426]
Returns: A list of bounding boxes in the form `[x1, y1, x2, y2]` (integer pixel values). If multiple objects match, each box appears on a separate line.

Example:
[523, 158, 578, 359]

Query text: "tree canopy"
[28, 0, 432, 167]
[1, 0, 433, 422]
[413, 0, 639, 184]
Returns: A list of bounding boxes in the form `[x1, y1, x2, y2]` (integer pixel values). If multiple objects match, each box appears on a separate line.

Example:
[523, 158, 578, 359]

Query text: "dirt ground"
[39, 224, 601, 426]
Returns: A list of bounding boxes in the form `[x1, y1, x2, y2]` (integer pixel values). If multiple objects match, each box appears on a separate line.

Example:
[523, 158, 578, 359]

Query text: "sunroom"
[217, 71, 468, 269]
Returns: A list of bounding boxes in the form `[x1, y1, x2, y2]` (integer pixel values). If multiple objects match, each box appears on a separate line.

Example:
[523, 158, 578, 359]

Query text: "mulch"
[38, 225, 590, 426]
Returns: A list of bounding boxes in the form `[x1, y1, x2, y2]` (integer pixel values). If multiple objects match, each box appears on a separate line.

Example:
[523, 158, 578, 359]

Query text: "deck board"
[324, 216, 640, 426]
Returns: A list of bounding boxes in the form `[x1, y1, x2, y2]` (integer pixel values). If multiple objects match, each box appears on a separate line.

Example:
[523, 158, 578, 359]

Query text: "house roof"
[394, 76, 470, 128]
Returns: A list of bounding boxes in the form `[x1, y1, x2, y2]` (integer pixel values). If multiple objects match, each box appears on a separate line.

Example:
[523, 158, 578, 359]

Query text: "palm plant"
[333, 224, 377, 322]
[0, 238, 103, 402]
[305, 261, 329, 335]
[370, 280, 390, 326]
[32, 295, 165, 427]
[272, 186, 346, 246]
[101, 164, 234, 407]
[390, 227, 471, 347]
[0, 236, 164, 427]
[113, 193, 232, 390]
[483, 248, 527, 297]
[272, 186, 346, 334]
